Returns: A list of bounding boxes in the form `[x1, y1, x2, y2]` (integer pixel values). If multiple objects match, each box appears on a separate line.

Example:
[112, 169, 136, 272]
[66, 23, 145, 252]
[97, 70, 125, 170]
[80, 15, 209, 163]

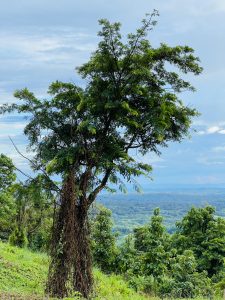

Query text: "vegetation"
[0, 154, 225, 298]
[0, 11, 202, 298]
[98, 191, 225, 238]
[1, 205, 225, 299]
[0, 241, 151, 300]
[91, 206, 225, 299]
[91, 205, 118, 273]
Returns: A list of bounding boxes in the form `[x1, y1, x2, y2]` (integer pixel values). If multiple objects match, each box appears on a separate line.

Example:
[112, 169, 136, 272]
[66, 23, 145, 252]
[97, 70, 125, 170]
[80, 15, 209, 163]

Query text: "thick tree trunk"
[73, 205, 93, 298]
[46, 171, 76, 298]
[46, 171, 93, 299]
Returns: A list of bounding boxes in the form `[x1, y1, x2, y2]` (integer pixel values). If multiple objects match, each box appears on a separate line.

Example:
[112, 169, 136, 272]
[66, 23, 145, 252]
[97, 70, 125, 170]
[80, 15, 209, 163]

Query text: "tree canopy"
[0, 12, 203, 298]
[1, 12, 202, 201]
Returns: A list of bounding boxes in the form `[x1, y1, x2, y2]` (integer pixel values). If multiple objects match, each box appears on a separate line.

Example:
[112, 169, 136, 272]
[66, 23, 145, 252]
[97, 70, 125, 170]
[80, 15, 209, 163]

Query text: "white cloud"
[212, 146, 225, 152]
[0, 134, 17, 138]
[0, 29, 97, 66]
[197, 156, 224, 166]
[218, 129, 225, 134]
[193, 122, 225, 135]
[132, 152, 165, 167]
[195, 175, 225, 185]
[0, 122, 25, 130]
[196, 130, 206, 135]
[207, 126, 221, 134]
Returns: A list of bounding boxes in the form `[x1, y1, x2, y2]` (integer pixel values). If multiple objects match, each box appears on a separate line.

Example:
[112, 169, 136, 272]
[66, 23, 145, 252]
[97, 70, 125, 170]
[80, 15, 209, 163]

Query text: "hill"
[0, 241, 152, 299]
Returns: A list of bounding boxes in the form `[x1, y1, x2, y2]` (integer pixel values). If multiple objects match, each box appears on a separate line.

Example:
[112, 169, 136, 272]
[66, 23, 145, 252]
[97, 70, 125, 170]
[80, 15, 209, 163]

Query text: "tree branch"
[87, 168, 112, 206]
[9, 136, 61, 193]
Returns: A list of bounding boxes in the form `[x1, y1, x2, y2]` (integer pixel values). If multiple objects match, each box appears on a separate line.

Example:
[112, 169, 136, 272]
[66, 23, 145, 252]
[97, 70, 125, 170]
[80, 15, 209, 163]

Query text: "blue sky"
[1, 0, 225, 188]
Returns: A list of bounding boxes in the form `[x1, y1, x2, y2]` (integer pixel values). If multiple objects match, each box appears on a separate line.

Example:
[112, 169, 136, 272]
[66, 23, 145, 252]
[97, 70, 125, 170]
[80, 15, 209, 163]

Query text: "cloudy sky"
[1, 0, 225, 188]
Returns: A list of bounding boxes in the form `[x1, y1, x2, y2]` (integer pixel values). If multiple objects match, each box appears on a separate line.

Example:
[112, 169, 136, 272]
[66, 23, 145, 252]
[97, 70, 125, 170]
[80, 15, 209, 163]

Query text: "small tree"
[91, 206, 118, 272]
[1, 12, 202, 298]
[134, 208, 170, 278]
[0, 154, 16, 190]
[174, 206, 225, 277]
[9, 226, 28, 248]
[9, 176, 54, 250]
[0, 154, 16, 240]
[117, 234, 138, 274]
[159, 250, 212, 298]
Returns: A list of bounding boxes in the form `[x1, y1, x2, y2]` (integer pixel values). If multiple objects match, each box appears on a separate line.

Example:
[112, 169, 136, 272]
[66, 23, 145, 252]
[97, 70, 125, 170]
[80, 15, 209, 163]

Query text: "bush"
[9, 226, 28, 248]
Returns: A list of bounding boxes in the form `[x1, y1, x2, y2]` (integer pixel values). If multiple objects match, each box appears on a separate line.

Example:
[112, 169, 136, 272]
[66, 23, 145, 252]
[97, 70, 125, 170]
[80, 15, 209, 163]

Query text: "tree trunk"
[73, 205, 93, 298]
[46, 171, 76, 298]
[46, 171, 93, 299]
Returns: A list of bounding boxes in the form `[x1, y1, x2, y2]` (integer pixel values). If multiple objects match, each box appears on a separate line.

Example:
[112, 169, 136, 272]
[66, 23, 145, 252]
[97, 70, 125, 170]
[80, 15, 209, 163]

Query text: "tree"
[117, 234, 137, 274]
[0, 154, 16, 240]
[0, 11, 202, 298]
[173, 206, 225, 277]
[9, 176, 54, 250]
[134, 208, 170, 278]
[91, 206, 118, 272]
[159, 250, 212, 298]
[0, 154, 16, 191]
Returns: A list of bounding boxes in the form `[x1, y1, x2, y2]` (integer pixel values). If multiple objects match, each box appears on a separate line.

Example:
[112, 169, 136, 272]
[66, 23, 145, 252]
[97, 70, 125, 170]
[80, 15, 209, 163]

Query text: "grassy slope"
[0, 241, 152, 299]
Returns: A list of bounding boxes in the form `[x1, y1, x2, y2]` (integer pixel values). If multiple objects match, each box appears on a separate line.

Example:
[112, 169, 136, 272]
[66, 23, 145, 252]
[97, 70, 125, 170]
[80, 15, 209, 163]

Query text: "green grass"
[0, 241, 48, 298]
[0, 241, 220, 299]
[0, 241, 152, 299]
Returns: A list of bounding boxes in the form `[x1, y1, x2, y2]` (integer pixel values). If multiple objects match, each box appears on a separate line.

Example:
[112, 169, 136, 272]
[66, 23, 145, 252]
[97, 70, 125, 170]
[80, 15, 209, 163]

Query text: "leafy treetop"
[0, 11, 202, 204]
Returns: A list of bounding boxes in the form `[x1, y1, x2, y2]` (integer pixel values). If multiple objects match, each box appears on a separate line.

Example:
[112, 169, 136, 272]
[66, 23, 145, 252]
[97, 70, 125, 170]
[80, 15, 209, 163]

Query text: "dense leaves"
[91, 206, 118, 272]
[0, 154, 16, 191]
[92, 206, 224, 298]
[173, 206, 225, 277]
[0, 12, 202, 201]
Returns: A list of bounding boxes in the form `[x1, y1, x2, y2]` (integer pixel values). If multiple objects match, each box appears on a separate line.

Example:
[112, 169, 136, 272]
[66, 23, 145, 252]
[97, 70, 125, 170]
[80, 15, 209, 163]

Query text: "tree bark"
[46, 171, 93, 299]
[46, 171, 76, 298]
[73, 205, 93, 298]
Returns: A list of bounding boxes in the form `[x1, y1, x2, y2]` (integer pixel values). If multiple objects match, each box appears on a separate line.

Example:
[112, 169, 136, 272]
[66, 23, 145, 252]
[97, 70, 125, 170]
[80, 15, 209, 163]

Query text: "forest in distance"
[98, 189, 225, 238]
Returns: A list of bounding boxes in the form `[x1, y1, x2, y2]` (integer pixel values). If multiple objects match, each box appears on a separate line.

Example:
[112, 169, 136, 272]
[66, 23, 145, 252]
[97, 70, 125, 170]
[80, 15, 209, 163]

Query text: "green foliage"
[9, 226, 28, 248]
[116, 234, 139, 274]
[0, 154, 16, 191]
[9, 177, 54, 251]
[114, 206, 220, 298]
[134, 208, 170, 278]
[0, 154, 17, 241]
[91, 206, 118, 273]
[0, 241, 150, 300]
[174, 206, 225, 277]
[159, 250, 212, 298]
[0, 192, 16, 241]
[1, 12, 202, 201]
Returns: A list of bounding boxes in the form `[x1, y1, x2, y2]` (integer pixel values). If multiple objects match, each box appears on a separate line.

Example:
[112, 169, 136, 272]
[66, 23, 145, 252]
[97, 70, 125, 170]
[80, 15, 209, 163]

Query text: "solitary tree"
[1, 11, 202, 298]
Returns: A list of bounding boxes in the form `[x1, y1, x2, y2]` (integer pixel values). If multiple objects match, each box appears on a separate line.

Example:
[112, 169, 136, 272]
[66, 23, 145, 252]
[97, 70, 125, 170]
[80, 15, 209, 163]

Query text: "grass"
[0, 241, 220, 299]
[0, 241, 152, 299]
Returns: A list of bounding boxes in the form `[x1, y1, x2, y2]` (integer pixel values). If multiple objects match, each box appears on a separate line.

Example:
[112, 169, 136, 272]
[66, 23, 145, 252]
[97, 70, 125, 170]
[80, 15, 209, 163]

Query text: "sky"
[0, 0, 225, 189]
